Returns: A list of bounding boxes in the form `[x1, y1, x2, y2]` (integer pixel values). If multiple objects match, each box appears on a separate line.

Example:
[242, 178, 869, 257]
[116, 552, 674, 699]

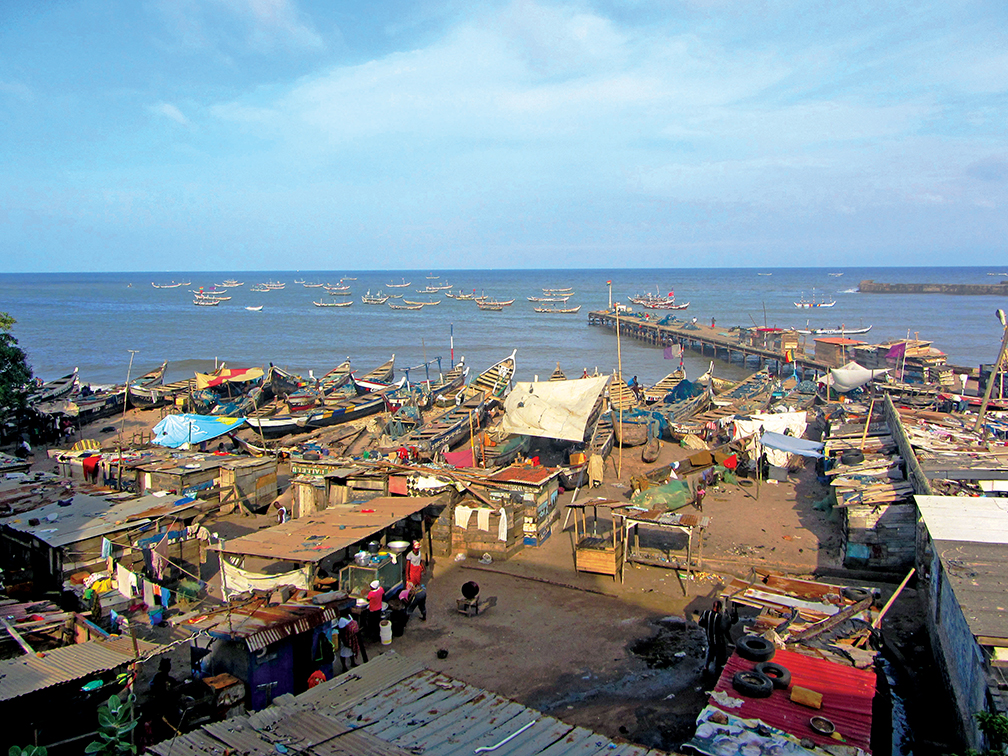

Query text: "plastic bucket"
[379, 620, 393, 645]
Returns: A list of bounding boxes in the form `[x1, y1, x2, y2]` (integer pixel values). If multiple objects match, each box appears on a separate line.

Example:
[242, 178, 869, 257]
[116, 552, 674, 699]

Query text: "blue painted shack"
[189, 593, 341, 711]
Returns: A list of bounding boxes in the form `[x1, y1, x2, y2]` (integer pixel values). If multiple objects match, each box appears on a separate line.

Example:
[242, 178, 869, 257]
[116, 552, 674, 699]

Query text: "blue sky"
[1, 0, 1006, 271]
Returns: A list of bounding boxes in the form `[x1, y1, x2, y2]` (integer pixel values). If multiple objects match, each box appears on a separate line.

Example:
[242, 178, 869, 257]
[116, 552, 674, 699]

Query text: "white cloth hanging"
[455, 504, 473, 529]
[498, 507, 508, 542]
[476, 508, 491, 531]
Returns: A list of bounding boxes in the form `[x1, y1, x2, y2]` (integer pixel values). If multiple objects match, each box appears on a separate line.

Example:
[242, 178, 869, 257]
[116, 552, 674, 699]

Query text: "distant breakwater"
[859, 280, 1008, 296]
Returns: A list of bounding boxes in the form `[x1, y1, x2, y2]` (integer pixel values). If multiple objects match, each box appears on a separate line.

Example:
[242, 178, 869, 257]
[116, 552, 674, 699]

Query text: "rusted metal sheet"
[216, 496, 440, 563]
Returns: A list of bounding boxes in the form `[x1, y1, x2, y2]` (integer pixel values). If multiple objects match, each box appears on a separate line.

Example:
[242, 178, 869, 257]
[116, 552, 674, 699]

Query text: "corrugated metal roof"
[917, 495, 1008, 544]
[711, 648, 875, 752]
[216, 496, 439, 564]
[144, 652, 669, 755]
[0, 637, 161, 702]
[486, 465, 560, 486]
[189, 597, 339, 651]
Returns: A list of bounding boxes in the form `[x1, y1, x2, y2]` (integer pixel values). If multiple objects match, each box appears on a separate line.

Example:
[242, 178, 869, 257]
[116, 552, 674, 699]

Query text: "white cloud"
[150, 102, 191, 127]
[217, 0, 324, 51]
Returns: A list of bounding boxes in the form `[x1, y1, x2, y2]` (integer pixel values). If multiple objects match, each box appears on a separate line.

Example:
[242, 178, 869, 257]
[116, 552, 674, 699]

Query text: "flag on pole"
[664, 344, 682, 360]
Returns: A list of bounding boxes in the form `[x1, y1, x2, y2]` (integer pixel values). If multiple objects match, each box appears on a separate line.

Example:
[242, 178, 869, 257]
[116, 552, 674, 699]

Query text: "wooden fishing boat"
[794, 290, 835, 308]
[403, 299, 440, 306]
[245, 305, 264, 311]
[306, 382, 402, 430]
[796, 324, 871, 335]
[392, 394, 489, 458]
[608, 375, 639, 412]
[386, 278, 411, 288]
[527, 295, 569, 302]
[325, 284, 351, 292]
[303, 282, 326, 288]
[265, 281, 285, 289]
[389, 302, 423, 310]
[418, 359, 469, 407]
[31, 368, 80, 404]
[481, 431, 531, 467]
[294, 279, 305, 284]
[361, 290, 390, 304]
[246, 410, 311, 438]
[543, 287, 574, 294]
[461, 349, 517, 402]
[444, 290, 475, 300]
[534, 305, 581, 314]
[643, 369, 686, 404]
[314, 299, 352, 307]
[285, 359, 354, 412]
[127, 361, 168, 407]
[612, 412, 651, 447]
[151, 281, 185, 288]
[249, 284, 270, 292]
[559, 410, 614, 489]
[549, 363, 566, 381]
[193, 298, 220, 306]
[476, 301, 503, 311]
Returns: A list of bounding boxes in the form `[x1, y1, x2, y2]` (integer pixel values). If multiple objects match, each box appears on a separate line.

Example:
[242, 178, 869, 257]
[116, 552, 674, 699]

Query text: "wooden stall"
[616, 508, 710, 583]
[218, 457, 278, 514]
[568, 499, 624, 579]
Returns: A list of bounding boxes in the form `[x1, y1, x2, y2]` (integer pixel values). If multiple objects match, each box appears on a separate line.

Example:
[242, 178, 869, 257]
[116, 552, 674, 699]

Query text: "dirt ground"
[21, 408, 954, 754]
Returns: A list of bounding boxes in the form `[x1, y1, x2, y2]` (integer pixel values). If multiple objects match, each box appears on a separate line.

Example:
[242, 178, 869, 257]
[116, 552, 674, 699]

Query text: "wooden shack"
[135, 454, 226, 498]
[288, 459, 388, 504]
[750, 327, 799, 353]
[483, 464, 561, 548]
[218, 458, 278, 514]
[814, 337, 866, 368]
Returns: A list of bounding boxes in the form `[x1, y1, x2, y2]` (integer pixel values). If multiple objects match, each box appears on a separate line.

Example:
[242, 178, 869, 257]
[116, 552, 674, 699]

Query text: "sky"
[0, 0, 1006, 272]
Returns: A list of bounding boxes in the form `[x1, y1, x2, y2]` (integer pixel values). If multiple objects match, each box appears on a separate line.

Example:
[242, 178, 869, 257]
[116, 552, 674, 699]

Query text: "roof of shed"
[150, 651, 669, 756]
[0, 636, 162, 702]
[188, 596, 340, 652]
[485, 464, 560, 485]
[0, 486, 198, 548]
[216, 496, 439, 563]
[709, 648, 875, 752]
[917, 495, 1008, 642]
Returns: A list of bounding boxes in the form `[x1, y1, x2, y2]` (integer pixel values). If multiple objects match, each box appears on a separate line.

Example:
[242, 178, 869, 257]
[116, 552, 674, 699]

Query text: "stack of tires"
[731, 635, 791, 698]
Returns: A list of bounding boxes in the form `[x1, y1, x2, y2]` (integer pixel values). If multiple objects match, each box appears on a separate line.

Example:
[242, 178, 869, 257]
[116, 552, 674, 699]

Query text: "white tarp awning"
[220, 558, 311, 600]
[502, 376, 610, 442]
[732, 411, 809, 467]
[825, 361, 889, 393]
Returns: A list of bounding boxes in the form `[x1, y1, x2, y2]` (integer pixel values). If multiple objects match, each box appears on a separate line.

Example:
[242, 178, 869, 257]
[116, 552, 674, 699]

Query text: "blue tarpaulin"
[152, 414, 246, 448]
[760, 431, 824, 458]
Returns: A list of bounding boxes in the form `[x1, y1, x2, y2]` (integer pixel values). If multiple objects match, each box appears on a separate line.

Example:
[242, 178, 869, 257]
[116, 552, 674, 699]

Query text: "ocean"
[2, 267, 1004, 389]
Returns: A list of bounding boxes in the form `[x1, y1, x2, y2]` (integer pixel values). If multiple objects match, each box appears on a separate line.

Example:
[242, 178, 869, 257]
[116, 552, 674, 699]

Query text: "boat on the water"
[386, 278, 411, 288]
[314, 300, 352, 307]
[245, 305, 264, 312]
[362, 290, 390, 305]
[193, 298, 220, 306]
[794, 290, 836, 308]
[796, 324, 871, 335]
[389, 303, 423, 310]
[151, 281, 186, 289]
[534, 305, 581, 314]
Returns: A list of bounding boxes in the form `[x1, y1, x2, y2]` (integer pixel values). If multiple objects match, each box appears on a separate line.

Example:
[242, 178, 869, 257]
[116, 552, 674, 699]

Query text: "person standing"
[405, 540, 424, 586]
[399, 582, 427, 621]
[698, 598, 739, 675]
[337, 614, 368, 671]
[366, 579, 384, 640]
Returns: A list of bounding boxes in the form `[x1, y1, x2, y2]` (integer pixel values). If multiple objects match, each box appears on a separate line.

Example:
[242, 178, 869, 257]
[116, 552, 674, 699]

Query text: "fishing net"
[630, 479, 693, 511]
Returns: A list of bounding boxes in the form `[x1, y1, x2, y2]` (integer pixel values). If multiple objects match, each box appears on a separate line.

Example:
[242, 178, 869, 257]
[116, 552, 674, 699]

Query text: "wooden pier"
[587, 310, 830, 373]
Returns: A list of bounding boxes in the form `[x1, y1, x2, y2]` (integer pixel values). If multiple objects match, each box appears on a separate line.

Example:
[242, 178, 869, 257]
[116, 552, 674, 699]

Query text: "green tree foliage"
[9, 747, 48, 756]
[85, 694, 137, 756]
[978, 711, 1008, 754]
[0, 312, 33, 413]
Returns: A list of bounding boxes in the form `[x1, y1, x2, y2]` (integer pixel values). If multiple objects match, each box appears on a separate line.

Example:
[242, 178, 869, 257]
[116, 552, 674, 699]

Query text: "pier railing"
[587, 310, 829, 373]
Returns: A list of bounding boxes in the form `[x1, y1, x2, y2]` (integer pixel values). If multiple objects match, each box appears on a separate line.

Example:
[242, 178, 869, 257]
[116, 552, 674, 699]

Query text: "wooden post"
[976, 324, 1008, 434]
[616, 306, 623, 481]
[859, 398, 876, 451]
[872, 567, 916, 629]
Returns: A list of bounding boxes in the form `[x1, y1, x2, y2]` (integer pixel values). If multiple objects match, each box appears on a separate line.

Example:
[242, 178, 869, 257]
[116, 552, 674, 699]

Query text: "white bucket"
[380, 619, 392, 645]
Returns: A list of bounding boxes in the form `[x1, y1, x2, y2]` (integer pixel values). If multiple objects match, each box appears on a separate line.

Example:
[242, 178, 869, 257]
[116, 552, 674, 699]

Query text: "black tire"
[840, 449, 864, 465]
[754, 661, 791, 689]
[736, 634, 775, 662]
[302, 451, 321, 461]
[732, 670, 773, 698]
[842, 586, 873, 603]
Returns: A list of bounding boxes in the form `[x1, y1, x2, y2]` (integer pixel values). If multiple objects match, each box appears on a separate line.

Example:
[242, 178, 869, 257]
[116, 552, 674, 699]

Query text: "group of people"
[334, 540, 428, 674]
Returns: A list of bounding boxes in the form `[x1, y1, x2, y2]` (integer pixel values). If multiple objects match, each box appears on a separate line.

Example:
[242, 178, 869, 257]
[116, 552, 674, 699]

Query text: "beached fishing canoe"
[391, 393, 489, 458]
[30, 368, 80, 404]
[612, 412, 650, 447]
[127, 361, 168, 407]
[643, 370, 686, 404]
[459, 349, 517, 403]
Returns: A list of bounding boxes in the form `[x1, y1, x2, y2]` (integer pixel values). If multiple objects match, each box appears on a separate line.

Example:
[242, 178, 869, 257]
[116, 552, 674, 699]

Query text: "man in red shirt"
[365, 579, 384, 639]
